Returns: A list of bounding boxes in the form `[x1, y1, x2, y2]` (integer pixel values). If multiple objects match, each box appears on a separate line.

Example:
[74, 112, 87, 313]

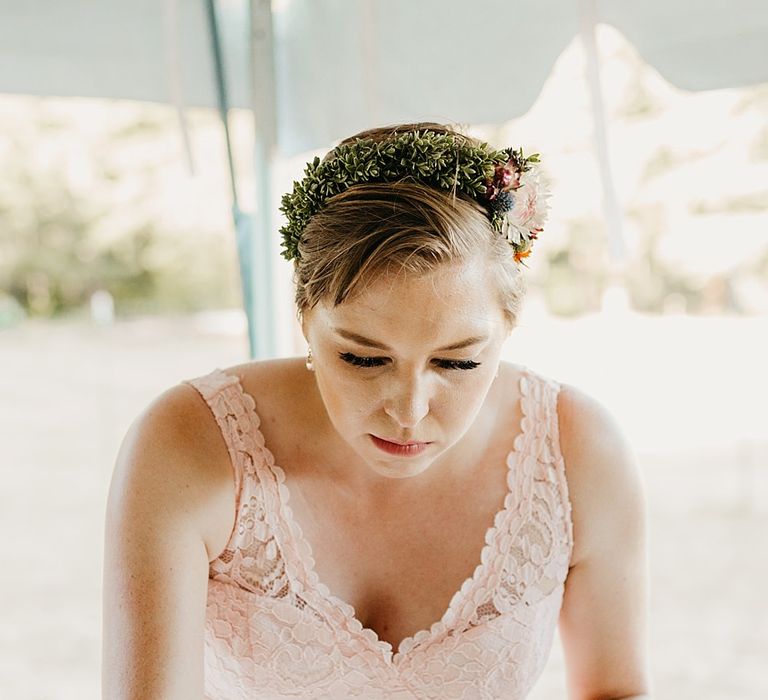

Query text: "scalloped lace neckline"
[217, 363, 535, 666]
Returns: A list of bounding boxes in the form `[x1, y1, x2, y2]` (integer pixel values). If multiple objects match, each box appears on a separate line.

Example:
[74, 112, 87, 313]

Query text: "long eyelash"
[338, 352, 481, 371]
[339, 352, 385, 367]
[437, 359, 481, 370]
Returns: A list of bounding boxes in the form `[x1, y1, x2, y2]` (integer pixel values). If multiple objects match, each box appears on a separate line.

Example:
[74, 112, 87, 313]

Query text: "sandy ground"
[1, 308, 766, 699]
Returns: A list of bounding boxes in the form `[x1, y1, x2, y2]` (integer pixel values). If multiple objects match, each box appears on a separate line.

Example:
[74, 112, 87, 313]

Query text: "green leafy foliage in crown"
[278, 129, 549, 264]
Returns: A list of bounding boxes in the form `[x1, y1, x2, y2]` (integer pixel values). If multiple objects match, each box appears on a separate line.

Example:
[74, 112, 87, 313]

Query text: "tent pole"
[247, 0, 278, 359]
[206, 0, 278, 360]
[579, 0, 628, 299]
[206, 0, 254, 359]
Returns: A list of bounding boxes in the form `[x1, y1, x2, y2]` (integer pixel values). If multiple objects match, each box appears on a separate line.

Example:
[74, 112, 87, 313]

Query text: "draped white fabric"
[0, 0, 766, 156]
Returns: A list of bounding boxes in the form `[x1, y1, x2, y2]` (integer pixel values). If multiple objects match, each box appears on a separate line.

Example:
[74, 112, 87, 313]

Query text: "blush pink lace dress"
[182, 364, 574, 699]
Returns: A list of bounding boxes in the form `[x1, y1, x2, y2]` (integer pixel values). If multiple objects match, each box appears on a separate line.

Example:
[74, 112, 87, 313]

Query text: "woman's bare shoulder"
[220, 356, 321, 426]
[555, 382, 635, 467]
[112, 379, 247, 562]
[555, 382, 647, 568]
[222, 356, 308, 396]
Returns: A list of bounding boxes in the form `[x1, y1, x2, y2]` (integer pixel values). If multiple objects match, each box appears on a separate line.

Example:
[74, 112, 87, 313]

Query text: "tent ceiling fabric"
[0, 0, 766, 156]
[601, 0, 768, 92]
[0, 0, 252, 107]
[273, 0, 580, 155]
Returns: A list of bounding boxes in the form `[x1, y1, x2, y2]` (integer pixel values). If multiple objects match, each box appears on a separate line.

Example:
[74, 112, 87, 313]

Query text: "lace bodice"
[182, 364, 574, 699]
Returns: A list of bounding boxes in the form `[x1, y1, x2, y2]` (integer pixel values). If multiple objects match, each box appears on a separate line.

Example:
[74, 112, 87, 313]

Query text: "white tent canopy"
[2, 0, 767, 155]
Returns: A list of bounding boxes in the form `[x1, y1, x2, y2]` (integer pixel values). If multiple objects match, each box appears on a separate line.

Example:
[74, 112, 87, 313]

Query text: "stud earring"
[306, 346, 314, 371]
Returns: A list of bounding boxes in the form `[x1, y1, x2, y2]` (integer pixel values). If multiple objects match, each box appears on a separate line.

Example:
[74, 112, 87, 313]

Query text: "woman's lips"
[370, 434, 431, 457]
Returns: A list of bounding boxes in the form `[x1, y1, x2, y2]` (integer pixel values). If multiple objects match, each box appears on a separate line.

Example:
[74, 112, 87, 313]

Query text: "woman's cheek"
[444, 376, 491, 423]
[326, 373, 379, 421]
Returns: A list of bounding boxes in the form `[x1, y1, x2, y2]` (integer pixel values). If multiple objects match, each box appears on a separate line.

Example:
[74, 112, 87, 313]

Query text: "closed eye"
[339, 352, 385, 368]
[338, 352, 481, 371]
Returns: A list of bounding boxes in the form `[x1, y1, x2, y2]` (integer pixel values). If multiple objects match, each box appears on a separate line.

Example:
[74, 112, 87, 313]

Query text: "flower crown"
[279, 129, 552, 265]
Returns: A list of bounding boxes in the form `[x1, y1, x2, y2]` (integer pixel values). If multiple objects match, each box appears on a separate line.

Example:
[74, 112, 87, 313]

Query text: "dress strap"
[181, 368, 265, 524]
[537, 374, 575, 566]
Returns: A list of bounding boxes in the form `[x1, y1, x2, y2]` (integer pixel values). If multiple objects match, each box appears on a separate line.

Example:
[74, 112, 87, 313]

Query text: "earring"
[306, 346, 314, 371]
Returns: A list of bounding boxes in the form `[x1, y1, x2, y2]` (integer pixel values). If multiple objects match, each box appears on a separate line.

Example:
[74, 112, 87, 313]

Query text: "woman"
[102, 123, 651, 699]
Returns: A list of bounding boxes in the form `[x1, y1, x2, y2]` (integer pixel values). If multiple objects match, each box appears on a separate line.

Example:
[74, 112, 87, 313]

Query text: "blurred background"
[1, 1, 767, 698]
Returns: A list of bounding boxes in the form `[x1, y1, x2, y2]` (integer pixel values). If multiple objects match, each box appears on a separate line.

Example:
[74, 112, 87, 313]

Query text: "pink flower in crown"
[505, 163, 552, 246]
[500, 160, 522, 190]
[487, 160, 522, 202]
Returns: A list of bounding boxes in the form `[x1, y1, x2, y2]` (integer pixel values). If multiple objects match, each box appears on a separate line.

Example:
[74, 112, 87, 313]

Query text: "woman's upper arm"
[556, 384, 653, 700]
[102, 384, 229, 700]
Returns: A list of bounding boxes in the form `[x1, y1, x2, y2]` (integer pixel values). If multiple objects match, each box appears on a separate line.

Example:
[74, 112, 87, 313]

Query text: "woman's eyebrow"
[332, 328, 489, 352]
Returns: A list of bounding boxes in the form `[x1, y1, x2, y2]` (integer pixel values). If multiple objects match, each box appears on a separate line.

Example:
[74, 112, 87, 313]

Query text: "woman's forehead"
[358, 256, 492, 300]
[312, 267, 505, 337]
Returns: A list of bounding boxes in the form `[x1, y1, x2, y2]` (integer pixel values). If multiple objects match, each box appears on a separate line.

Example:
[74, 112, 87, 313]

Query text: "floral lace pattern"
[183, 365, 574, 699]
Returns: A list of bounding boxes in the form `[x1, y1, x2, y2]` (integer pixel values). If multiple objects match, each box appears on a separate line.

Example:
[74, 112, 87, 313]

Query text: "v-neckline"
[221, 364, 537, 666]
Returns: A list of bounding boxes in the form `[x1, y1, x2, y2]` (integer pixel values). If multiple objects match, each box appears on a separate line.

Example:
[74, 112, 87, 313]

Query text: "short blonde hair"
[292, 122, 526, 330]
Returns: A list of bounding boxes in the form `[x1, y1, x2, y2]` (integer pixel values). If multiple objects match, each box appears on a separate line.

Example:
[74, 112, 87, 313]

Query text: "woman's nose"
[383, 377, 430, 428]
